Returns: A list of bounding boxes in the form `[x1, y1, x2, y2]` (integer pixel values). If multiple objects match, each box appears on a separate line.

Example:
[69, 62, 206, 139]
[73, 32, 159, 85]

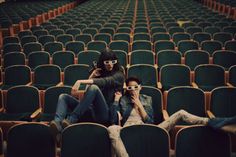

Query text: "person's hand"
[71, 88, 80, 99]
[91, 68, 101, 77]
[114, 91, 122, 102]
[131, 92, 141, 108]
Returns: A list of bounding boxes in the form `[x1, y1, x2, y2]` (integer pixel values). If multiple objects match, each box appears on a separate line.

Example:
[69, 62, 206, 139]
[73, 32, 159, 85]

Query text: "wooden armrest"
[226, 82, 234, 87]
[207, 110, 215, 119]
[157, 82, 162, 89]
[56, 82, 63, 87]
[26, 82, 32, 86]
[162, 110, 169, 120]
[30, 108, 42, 119]
[192, 82, 198, 88]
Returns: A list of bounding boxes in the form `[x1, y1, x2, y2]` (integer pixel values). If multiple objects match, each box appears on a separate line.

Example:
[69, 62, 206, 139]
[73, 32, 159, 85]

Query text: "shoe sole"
[49, 122, 60, 139]
[62, 120, 70, 129]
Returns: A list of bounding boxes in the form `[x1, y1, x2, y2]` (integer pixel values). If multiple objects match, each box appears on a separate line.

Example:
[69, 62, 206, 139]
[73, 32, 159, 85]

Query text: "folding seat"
[177, 40, 199, 55]
[116, 27, 132, 34]
[152, 33, 171, 43]
[119, 23, 132, 28]
[133, 33, 151, 41]
[168, 26, 184, 36]
[192, 32, 211, 45]
[229, 65, 236, 87]
[165, 87, 206, 124]
[224, 40, 236, 51]
[135, 23, 148, 28]
[120, 125, 169, 157]
[53, 21, 66, 27]
[75, 34, 92, 46]
[157, 49, 181, 69]
[165, 22, 179, 29]
[64, 41, 85, 55]
[77, 50, 100, 67]
[181, 22, 196, 29]
[18, 30, 33, 40]
[204, 26, 221, 36]
[56, 34, 74, 46]
[223, 26, 236, 36]
[213, 32, 233, 45]
[184, 50, 209, 71]
[3, 52, 26, 69]
[94, 33, 112, 45]
[150, 22, 164, 28]
[44, 41, 63, 55]
[113, 33, 130, 43]
[3, 43, 22, 56]
[88, 23, 103, 31]
[201, 40, 223, 56]
[28, 51, 50, 70]
[82, 28, 98, 38]
[100, 27, 115, 37]
[52, 50, 75, 71]
[193, 64, 225, 91]
[111, 50, 127, 69]
[103, 23, 118, 30]
[186, 26, 203, 36]
[0, 85, 39, 121]
[175, 126, 231, 157]
[38, 35, 55, 46]
[109, 41, 129, 54]
[127, 64, 158, 87]
[212, 50, 236, 70]
[172, 32, 191, 45]
[3, 36, 19, 46]
[87, 41, 107, 52]
[49, 29, 65, 38]
[67, 21, 79, 27]
[20, 35, 37, 47]
[154, 40, 175, 54]
[23, 42, 42, 57]
[208, 87, 236, 119]
[192, 18, 205, 24]
[7, 123, 56, 157]
[215, 21, 230, 29]
[59, 24, 73, 31]
[32, 64, 61, 90]
[74, 24, 87, 31]
[66, 28, 81, 38]
[61, 123, 111, 157]
[33, 30, 49, 39]
[197, 21, 212, 29]
[63, 64, 90, 88]
[44, 25, 58, 32]
[39, 86, 72, 121]
[159, 64, 191, 91]
[132, 40, 152, 51]
[151, 27, 167, 35]
[129, 50, 155, 65]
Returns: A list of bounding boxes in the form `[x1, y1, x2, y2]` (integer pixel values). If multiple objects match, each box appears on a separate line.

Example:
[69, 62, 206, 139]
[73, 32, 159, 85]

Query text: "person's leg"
[108, 125, 129, 157]
[158, 109, 209, 131]
[50, 93, 79, 138]
[66, 85, 109, 124]
[208, 115, 236, 129]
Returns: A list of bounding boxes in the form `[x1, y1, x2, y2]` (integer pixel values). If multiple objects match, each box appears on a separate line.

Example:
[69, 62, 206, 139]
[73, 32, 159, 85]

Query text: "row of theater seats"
[0, 63, 235, 91]
[1, 48, 236, 71]
[0, 123, 232, 157]
[0, 85, 235, 125]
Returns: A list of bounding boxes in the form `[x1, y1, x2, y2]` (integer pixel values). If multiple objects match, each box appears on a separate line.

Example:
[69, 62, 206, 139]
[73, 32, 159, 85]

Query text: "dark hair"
[125, 76, 141, 86]
[97, 48, 121, 75]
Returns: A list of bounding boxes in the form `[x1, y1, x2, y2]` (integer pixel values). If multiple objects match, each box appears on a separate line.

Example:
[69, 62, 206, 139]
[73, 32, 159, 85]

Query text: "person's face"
[126, 81, 141, 96]
[103, 59, 117, 71]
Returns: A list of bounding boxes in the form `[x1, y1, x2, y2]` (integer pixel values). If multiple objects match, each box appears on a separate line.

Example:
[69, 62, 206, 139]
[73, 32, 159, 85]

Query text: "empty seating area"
[0, 0, 236, 156]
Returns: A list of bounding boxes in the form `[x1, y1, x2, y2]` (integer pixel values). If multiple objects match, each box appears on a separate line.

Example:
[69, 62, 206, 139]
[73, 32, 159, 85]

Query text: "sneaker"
[49, 120, 61, 138]
[208, 117, 236, 129]
[62, 119, 71, 129]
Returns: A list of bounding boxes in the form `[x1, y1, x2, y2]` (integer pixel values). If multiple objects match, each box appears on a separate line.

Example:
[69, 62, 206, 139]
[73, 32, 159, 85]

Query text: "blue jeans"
[54, 85, 109, 124]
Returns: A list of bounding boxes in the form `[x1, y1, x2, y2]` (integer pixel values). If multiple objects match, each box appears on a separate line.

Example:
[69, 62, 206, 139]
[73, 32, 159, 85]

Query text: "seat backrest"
[27, 51, 50, 70]
[229, 65, 236, 86]
[61, 123, 111, 157]
[6, 85, 40, 113]
[210, 87, 236, 117]
[129, 50, 155, 65]
[212, 50, 236, 70]
[175, 126, 231, 157]
[141, 86, 163, 124]
[120, 124, 169, 157]
[157, 50, 181, 69]
[7, 123, 56, 157]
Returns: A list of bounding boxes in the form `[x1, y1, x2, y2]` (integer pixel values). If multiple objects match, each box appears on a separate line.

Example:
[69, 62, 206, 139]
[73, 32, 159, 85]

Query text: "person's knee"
[177, 109, 187, 116]
[87, 84, 100, 92]
[59, 93, 70, 101]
